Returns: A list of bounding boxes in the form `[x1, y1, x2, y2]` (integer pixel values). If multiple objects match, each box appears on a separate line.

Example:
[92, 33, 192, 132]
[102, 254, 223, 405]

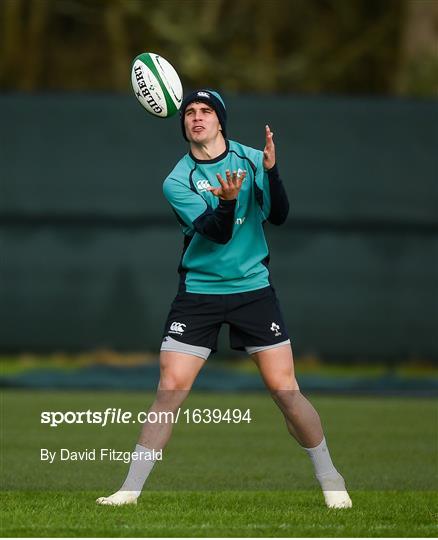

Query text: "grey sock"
[119, 444, 158, 496]
[304, 437, 339, 479]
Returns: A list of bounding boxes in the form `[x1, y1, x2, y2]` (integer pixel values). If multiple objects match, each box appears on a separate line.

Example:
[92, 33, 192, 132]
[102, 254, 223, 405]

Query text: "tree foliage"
[0, 0, 437, 96]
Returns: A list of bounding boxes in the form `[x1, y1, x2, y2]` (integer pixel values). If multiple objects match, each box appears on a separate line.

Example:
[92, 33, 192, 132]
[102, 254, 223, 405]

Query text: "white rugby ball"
[131, 52, 183, 118]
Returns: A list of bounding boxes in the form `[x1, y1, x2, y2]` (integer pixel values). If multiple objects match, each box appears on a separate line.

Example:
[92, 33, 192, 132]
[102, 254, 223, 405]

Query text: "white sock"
[119, 444, 158, 496]
[303, 437, 340, 482]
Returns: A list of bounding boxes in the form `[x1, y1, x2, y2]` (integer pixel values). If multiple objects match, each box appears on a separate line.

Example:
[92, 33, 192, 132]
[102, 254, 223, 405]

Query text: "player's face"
[184, 102, 221, 144]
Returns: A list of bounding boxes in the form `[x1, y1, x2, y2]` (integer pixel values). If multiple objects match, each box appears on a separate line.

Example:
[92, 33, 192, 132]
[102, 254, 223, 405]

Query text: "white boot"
[96, 490, 139, 506]
[318, 473, 352, 509]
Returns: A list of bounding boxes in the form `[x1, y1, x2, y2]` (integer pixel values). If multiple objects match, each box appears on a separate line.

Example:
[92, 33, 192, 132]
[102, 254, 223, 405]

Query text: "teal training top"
[163, 139, 289, 294]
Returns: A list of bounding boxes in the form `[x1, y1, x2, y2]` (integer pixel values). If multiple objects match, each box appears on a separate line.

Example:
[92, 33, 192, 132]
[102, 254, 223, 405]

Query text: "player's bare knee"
[158, 375, 194, 393]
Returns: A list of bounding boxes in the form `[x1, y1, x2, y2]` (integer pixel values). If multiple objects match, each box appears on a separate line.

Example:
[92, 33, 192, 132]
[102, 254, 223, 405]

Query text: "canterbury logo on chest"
[196, 179, 211, 192]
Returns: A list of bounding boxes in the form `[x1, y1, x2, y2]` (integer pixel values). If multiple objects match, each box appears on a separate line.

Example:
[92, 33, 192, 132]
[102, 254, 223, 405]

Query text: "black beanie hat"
[180, 89, 227, 141]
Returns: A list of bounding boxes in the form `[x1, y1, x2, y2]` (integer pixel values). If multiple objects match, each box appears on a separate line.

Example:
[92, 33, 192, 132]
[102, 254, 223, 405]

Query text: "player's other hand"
[208, 169, 246, 200]
[263, 124, 276, 170]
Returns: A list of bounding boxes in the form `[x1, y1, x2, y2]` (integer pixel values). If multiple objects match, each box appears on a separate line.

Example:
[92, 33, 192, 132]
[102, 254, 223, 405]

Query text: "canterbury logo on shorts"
[169, 321, 186, 335]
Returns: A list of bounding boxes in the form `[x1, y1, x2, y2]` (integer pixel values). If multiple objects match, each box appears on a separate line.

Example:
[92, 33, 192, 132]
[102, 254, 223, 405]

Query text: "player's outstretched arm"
[263, 125, 289, 226]
[163, 176, 239, 245]
[191, 170, 246, 244]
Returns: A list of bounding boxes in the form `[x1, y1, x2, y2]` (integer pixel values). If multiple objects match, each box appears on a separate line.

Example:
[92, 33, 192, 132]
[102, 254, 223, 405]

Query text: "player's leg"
[96, 350, 205, 506]
[97, 289, 221, 506]
[137, 348, 206, 450]
[251, 343, 352, 508]
[250, 343, 322, 446]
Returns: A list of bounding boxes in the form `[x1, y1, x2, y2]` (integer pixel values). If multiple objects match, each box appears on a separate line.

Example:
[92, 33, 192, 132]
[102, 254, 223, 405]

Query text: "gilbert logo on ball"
[131, 52, 183, 118]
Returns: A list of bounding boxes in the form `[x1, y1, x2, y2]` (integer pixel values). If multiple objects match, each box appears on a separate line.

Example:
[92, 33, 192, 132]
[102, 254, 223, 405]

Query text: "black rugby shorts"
[162, 285, 289, 353]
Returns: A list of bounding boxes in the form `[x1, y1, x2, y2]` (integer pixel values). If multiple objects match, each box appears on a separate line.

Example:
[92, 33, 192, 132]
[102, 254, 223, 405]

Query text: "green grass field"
[1, 390, 437, 537]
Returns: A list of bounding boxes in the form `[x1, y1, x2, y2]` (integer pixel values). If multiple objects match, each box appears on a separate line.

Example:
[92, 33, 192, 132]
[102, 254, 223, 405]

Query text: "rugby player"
[97, 90, 352, 508]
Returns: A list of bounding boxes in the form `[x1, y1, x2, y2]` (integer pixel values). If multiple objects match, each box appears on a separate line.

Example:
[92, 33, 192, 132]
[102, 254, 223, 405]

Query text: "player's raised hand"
[207, 169, 246, 200]
[263, 124, 276, 170]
